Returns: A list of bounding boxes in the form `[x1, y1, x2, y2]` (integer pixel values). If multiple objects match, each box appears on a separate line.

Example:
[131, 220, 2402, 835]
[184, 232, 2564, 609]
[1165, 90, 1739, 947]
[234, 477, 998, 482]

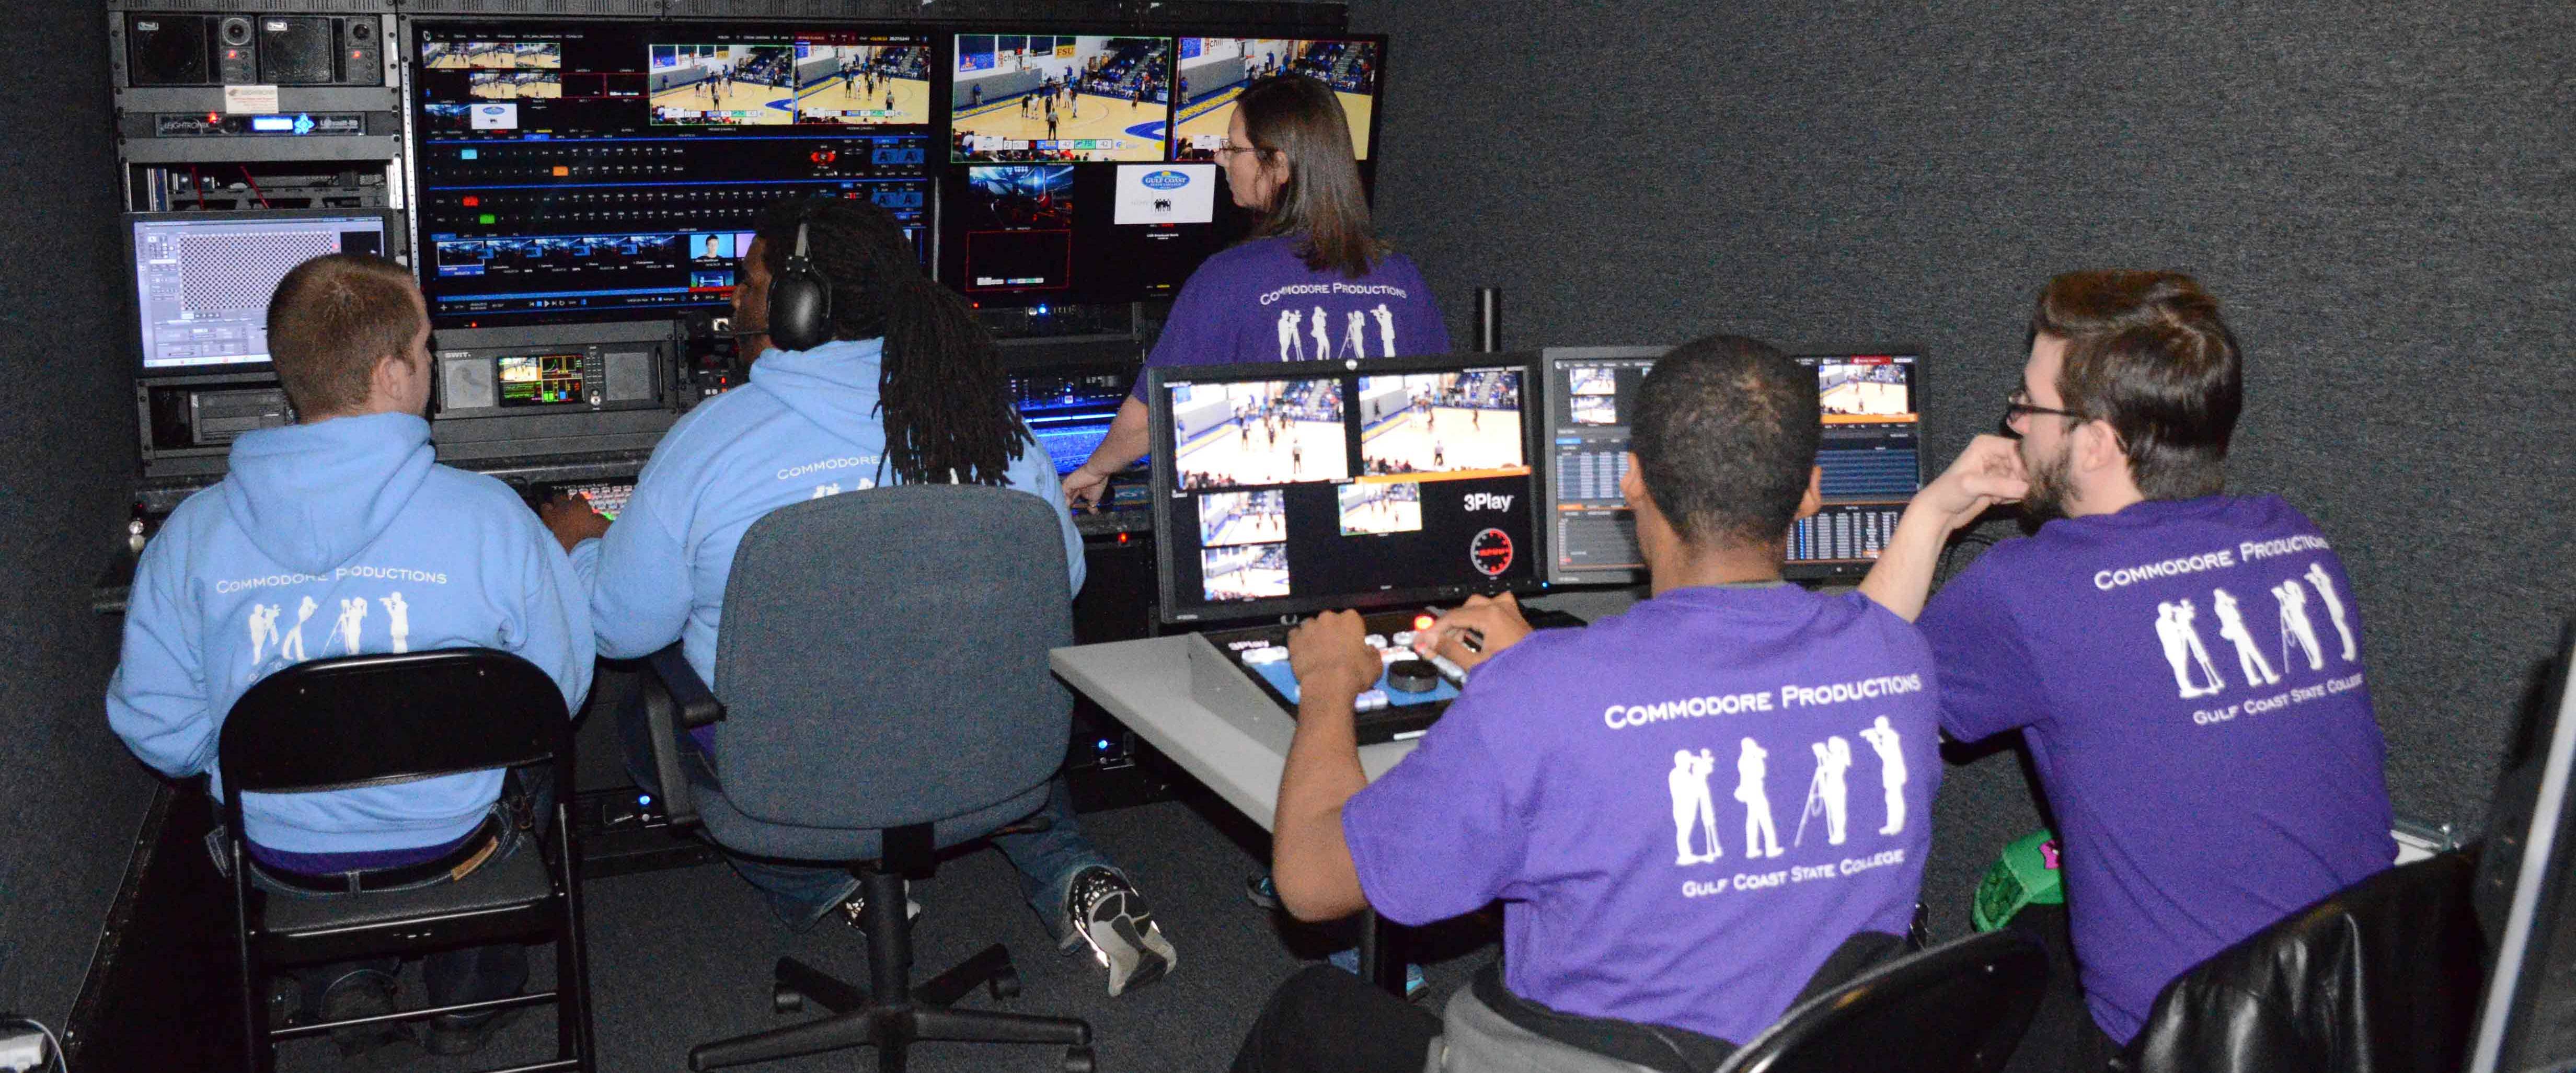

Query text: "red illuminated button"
[1413, 614, 1435, 631]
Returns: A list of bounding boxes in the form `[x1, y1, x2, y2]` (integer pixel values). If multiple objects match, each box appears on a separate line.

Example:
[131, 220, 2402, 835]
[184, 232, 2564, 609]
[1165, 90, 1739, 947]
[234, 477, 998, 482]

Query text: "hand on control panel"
[538, 494, 612, 554]
[1412, 593, 1533, 672]
[1287, 610, 1381, 700]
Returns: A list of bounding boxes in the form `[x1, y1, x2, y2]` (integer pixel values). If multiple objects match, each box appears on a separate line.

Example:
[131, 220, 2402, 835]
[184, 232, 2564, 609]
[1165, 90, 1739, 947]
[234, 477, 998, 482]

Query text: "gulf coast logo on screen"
[1141, 169, 1192, 191]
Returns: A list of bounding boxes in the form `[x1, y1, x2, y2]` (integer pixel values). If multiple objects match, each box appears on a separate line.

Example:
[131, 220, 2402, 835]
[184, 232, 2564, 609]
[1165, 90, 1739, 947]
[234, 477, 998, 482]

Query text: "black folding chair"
[1718, 929, 2049, 1073]
[217, 648, 593, 1072]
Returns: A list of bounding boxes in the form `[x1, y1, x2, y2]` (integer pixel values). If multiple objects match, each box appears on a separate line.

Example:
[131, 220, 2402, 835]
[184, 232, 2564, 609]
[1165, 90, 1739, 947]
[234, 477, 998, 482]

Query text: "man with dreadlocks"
[540, 197, 1177, 996]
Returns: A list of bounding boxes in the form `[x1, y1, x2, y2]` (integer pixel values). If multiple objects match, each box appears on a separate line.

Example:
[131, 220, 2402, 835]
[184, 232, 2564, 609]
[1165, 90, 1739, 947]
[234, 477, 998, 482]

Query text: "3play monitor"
[1543, 346, 1926, 585]
[408, 21, 935, 328]
[129, 210, 393, 374]
[1151, 354, 1542, 624]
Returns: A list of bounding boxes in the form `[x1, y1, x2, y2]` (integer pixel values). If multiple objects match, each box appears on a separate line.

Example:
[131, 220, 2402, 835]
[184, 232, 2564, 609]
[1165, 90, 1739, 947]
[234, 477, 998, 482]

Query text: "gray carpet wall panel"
[1349, 0, 2574, 933]
[0, 0, 158, 1026]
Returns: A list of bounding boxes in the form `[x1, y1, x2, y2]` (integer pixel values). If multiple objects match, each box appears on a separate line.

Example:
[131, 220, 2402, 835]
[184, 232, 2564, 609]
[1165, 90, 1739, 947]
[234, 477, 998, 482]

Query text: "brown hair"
[266, 253, 424, 416]
[2031, 270, 2244, 500]
[1236, 76, 1385, 278]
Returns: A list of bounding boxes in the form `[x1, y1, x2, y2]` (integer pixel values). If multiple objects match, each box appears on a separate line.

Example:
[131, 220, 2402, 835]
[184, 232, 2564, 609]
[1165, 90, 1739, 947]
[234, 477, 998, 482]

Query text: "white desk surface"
[1049, 636, 1418, 833]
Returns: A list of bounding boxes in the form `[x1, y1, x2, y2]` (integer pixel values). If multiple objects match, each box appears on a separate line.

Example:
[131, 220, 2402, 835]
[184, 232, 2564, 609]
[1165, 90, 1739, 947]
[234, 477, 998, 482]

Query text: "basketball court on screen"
[649, 44, 797, 125]
[1172, 39, 1378, 161]
[1199, 490, 1289, 547]
[1203, 544, 1292, 602]
[1337, 480, 1422, 536]
[1818, 362, 1909, 417]
[789, 44, 931, 125]
[1170, 379, 1347, 490]
[951, 35, 1171, 161]
[1356, 370, 1524, 477]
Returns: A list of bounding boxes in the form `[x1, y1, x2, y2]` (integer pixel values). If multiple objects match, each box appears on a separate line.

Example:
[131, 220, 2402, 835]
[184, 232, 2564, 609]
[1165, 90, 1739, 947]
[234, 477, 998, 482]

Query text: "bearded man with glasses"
[1857, 270, 2396, 1066]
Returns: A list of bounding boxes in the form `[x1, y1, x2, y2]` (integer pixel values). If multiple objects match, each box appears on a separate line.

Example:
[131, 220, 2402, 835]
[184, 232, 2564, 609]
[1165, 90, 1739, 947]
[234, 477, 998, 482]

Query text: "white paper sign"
[1114, 164, 1217, 225]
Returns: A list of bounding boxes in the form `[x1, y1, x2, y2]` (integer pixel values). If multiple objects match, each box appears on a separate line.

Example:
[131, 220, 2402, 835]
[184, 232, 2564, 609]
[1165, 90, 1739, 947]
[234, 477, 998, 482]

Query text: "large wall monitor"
[129, 210, 392, 374]
[1151, 354, 1542, 623]
[1542, 345, 1926, 585]
[408, 22, 934, 328]
[1170, 37, 1382, 162]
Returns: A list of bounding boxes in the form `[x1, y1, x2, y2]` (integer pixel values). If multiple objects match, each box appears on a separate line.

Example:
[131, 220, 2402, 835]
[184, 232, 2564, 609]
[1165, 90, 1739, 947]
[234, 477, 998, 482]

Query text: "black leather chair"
[2112, 848, 2483, 1073]
[1716, 929, 2049, 1073]
[636, 484, 1094, 1073]
[217, 648, 593, 1072]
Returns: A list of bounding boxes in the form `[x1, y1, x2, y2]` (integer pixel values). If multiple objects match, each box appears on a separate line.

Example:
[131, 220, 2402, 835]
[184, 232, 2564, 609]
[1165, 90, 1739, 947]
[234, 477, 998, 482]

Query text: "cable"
[238, 165, 270, 210]
[0, 1014, 66, 1073]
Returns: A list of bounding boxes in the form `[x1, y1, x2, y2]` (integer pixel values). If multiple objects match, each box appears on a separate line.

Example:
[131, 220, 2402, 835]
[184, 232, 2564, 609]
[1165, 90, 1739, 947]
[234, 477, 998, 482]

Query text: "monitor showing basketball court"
[1172, 38, 1379, 162]
[1202, 544, 1292, 602]
[1168, 378, 1347, 490]
[649, 43, 797, 125]
[1199, 490, 1288, 546]
[1356, 369, 1525, 477]
[1338, 480, 1422, 536]
[951, 34, 1171, 162]
[786, 42, 931, 125]
[1818, 359, 1910, 417]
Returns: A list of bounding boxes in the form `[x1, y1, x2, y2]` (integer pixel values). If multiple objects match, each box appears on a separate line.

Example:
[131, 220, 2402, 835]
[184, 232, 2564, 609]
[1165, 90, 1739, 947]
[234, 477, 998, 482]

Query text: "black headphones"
[764, 217, 833, 352]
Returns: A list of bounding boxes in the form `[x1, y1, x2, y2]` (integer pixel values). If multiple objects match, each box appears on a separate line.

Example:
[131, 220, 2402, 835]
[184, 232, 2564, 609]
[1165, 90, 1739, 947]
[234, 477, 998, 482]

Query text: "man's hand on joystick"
[1412, 592, 1533, 673]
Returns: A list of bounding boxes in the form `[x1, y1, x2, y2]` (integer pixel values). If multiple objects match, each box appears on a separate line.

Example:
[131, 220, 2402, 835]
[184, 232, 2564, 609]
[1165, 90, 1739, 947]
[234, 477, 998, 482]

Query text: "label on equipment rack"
[223, 84, 280, 114]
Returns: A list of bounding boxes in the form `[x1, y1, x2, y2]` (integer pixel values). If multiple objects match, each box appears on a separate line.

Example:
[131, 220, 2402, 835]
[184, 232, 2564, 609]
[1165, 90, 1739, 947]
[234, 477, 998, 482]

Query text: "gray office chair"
[637, 483, 1095, 1073]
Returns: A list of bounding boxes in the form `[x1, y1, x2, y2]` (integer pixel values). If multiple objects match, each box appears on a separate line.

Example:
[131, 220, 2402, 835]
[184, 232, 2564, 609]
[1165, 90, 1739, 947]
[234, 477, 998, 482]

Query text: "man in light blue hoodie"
[542, 198, 1176, 996]
[108, 254, 593, 1057]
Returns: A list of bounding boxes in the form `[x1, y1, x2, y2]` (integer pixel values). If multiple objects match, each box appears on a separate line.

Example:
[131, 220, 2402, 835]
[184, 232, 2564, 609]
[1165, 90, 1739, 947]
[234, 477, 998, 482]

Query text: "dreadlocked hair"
[752, 197, 1027, 487]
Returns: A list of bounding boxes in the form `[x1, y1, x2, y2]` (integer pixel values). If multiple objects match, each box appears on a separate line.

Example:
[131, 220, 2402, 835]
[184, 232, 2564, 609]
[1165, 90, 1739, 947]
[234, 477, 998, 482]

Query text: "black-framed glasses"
[1213, 141, 1269, 161]
[1998, 388, 2083, 439]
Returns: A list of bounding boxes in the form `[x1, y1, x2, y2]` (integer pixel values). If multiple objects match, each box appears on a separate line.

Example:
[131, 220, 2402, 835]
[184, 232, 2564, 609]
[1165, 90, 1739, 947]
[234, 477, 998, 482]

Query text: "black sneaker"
[319, 968, 410, 1058]
[424, 1008, 523, 1057]
[1063, 867, 1176, 997]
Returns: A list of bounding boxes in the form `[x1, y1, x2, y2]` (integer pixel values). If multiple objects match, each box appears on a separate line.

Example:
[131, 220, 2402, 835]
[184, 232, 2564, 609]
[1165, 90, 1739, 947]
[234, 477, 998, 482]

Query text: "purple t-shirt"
[1133, 235, 1450, 400]
[1918, 494, 2394, 1043]
[1343, 585, 1942, 1044]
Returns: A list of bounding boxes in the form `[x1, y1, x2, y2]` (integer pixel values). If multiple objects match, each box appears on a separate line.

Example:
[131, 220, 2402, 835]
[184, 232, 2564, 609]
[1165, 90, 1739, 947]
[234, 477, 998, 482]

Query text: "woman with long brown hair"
[1064, 75, 1448, 507]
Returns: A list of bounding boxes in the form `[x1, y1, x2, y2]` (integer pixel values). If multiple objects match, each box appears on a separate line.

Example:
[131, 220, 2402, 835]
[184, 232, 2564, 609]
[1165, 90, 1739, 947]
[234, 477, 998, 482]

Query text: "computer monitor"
[128, 210, 392, 374]
[1010, 364, 1143, 477]
[1151, 354, 1542, 624]
[949, 34, 1173, 163]
[1541, 345, 1926, 585]
[2466, 618, 2576, 1072]
[408, 22, 934, 327]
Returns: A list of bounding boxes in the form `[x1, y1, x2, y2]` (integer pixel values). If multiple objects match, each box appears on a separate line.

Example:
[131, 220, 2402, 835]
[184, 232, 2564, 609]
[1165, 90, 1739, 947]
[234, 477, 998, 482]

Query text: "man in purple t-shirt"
[1230, 337, 1943, 1073]
[1860, 271, 2395, 1059]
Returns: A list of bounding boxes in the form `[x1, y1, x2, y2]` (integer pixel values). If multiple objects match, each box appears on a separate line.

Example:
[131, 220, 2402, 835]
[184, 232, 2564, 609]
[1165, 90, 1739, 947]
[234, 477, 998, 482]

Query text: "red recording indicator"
[1412, 613, 1436, 631]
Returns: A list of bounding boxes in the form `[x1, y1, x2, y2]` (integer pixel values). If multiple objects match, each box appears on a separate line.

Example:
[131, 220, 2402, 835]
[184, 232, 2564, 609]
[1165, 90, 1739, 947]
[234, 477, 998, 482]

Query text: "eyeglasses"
[1213, 142, 1269, 160]
[1998, 388, 2084, 440]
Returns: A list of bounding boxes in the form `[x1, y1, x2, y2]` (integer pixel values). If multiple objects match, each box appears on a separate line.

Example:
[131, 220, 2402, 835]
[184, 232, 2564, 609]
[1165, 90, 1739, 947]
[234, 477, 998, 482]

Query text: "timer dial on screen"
[1470, 528, 1514, 577]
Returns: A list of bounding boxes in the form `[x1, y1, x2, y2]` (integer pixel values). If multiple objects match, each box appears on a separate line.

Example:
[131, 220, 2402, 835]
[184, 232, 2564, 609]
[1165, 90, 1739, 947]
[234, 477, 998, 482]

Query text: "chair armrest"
[637, 643, 725, 830]
[647, 644, 727, 729]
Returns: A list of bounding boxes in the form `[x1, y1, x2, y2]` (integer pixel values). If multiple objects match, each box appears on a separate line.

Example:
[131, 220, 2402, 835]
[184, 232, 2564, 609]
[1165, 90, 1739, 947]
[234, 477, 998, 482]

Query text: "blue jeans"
[246, 769, 546, 1022]
[617, 693, 1117, 934]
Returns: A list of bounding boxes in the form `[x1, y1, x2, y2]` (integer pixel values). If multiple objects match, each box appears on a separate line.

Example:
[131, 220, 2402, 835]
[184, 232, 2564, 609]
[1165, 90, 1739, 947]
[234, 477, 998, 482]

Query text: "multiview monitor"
[1151, 354, 1543, 624]
[1543, 345, 1926, 585]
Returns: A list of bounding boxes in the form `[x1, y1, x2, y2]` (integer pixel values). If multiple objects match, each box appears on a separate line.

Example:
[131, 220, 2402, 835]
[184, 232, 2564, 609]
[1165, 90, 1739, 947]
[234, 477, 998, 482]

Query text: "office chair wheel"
[772, 985, 804, 1014]
[1062, 1045, 1097, 1073]
[987, 964, 1023, 1001]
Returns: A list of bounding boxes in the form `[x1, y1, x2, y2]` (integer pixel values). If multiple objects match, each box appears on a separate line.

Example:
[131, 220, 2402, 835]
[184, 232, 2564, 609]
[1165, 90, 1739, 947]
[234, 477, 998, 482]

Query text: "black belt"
[256, 813, 506, 894]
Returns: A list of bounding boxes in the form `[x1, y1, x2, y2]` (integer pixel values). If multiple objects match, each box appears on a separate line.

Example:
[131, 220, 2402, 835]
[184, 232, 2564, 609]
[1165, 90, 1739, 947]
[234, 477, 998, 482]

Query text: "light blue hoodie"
[108, 412, 594, 854]
[572, 338, 1083, 688]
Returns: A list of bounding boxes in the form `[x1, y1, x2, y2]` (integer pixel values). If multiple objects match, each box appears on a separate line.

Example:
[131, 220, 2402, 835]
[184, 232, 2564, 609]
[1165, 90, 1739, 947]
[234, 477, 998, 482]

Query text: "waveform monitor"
[1151, 354, 1542, 623]
[409, 21, 933, 327]
[1543, 346, 1925, 585]
[129, 211, 391, 373]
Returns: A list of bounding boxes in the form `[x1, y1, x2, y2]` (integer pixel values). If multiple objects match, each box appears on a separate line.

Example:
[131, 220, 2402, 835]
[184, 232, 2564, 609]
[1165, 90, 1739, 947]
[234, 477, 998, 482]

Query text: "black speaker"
[257, 16, 334, 85]
[215, 16, 257, 85]
[125, 14, 210, 86]
[342, 18, 381, 85]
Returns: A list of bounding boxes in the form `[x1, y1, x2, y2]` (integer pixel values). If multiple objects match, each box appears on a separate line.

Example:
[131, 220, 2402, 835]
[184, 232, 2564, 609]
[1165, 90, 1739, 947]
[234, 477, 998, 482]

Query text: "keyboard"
[562, 481, 635, 521]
